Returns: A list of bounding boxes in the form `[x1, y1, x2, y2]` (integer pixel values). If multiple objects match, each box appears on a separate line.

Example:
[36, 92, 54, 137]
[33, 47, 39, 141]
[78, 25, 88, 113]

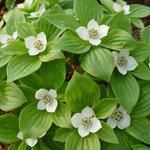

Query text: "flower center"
[88, 28, 99, 39]
[113, 110, 123, 121]
[6, 38, 14, 44]
[81, 117, 90, 127]
[33, 40, 43, 50]
[117, 56, 128, 66]
[43, 95, 51, 104]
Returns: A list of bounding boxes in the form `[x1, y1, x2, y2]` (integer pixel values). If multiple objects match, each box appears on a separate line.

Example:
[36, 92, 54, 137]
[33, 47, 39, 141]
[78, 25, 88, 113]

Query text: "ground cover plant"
[0, 0, 150, 149]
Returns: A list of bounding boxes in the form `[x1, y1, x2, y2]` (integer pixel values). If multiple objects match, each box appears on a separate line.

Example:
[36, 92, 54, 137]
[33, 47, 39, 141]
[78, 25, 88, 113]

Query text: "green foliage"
[126, 118, 150, 144]
[81, 47, 115, 81]
[0, 0, 150, 149]
[65, 72, 100, 112]
[7, 55, 42, 82]
[56, 31, 90, 54]
[0, 114, 19, 143]
[111, 72, 139, 113]
[97, 122, 118, 144]
[94, 98, 119, 119]
[129, 4, 150, 18]
[74, 0, 103, 25]
[19, 103, 52, 138]
[0, 82, 27, 111]
[65, 131, 100, 150]
[101, 29, 136, 51]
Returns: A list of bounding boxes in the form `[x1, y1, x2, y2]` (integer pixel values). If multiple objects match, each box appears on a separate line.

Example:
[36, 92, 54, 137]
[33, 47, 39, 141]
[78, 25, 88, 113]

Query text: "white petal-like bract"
[45, 99, 58, 112]
[26, 138, 38, 147]
[71, 107, 101, 137]
[35, 89, 49, 100]
[78, 125, 89, 137]
[71, 113, 82, 128]
[76, 27, 89, 41]
[107, 117, 117, 129]
[88, 118, 102, 133]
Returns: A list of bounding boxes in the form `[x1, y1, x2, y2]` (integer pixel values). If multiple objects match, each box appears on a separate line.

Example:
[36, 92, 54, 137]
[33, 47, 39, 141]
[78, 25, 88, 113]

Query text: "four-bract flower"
[107, 106, 131, 129]
[17, 131, 38, 147]
[17, 0, 34, 9]
[25, 32, 47, 56]
[112, 51, 138, 75]
[113, 1, 130, 15]
[71, 106, 102, 137]
[0, 32, 17, 47]
[29, 4, 46, 18]
[35, 88, 58, 113]
[76, 19, 110, 46]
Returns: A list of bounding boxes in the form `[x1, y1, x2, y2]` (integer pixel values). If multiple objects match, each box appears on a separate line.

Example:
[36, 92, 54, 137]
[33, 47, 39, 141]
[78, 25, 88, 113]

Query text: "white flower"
[112, 51, 138, 75]
[107, 106, 131, 129]
[29, 4, 46, 18]
[71, 107, 102, 137]
[25, 32, 47, 56]
[35, 88, 58, 113]
[76, 19, 110, 46]
[17, 131, 38, 147]
[0, 32, 17, 47]
[113, 1, 130, 15]
[17, 0, 34, 8]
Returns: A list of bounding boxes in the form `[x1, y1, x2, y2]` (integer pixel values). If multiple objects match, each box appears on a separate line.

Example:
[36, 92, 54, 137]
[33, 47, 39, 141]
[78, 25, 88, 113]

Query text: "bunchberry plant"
[0, 0, 150, 150]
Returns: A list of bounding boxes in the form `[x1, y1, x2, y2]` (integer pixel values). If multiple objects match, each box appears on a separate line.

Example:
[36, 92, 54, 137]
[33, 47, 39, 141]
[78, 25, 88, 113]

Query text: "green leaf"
[39, 43, 64, 62]
[131, 42, 150, 62]
[129, 4, 150, 18]
[101, 29, 136, 51]
[107, 13, 132, 33]
[56, 31, 90, 54]
[111, 72, 139, 113]
[16, 22, 37, 39]
[141, 25, 150, 44]
[131, 144, 150, 150]
[36, 17, 59, 41]
[33, 140, 51, 150]
[17, 141, 28, 150]
[19, 85, 36, 102]
[19, 0, 41, 12]
[126, 118, 150, 144]
[0, 82, 27, 111]
[19, 103, 52, 138]
[0, 41, 28, 55]
[74, 0, 103, 25]
[65, 131, 100, 150]
[5, 0, 16, 10]
[0, 52, 11, 68]
[81, 48, 115, 81]
[0, 114, 19, 143]
[102, 129, 139, 150]
[39, 59, 66, 90]
[54, 128, 72, 142]
[51, 102, 71, 128]
[97, 121, 118, 144]
[65, 72, 100, 112]
[131, 83, 150, 118]
[0, 67, 6, 81]
[131, 63, 150, 80]
[20, 73, 46, 90]
[42, 13, 80, 30]
[100, 0, 114, 12]
[94, 98, 119, 119]
[6, 9, 25, 34]
[131, 18, 144, 29]
[7, 54, 42, 82]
